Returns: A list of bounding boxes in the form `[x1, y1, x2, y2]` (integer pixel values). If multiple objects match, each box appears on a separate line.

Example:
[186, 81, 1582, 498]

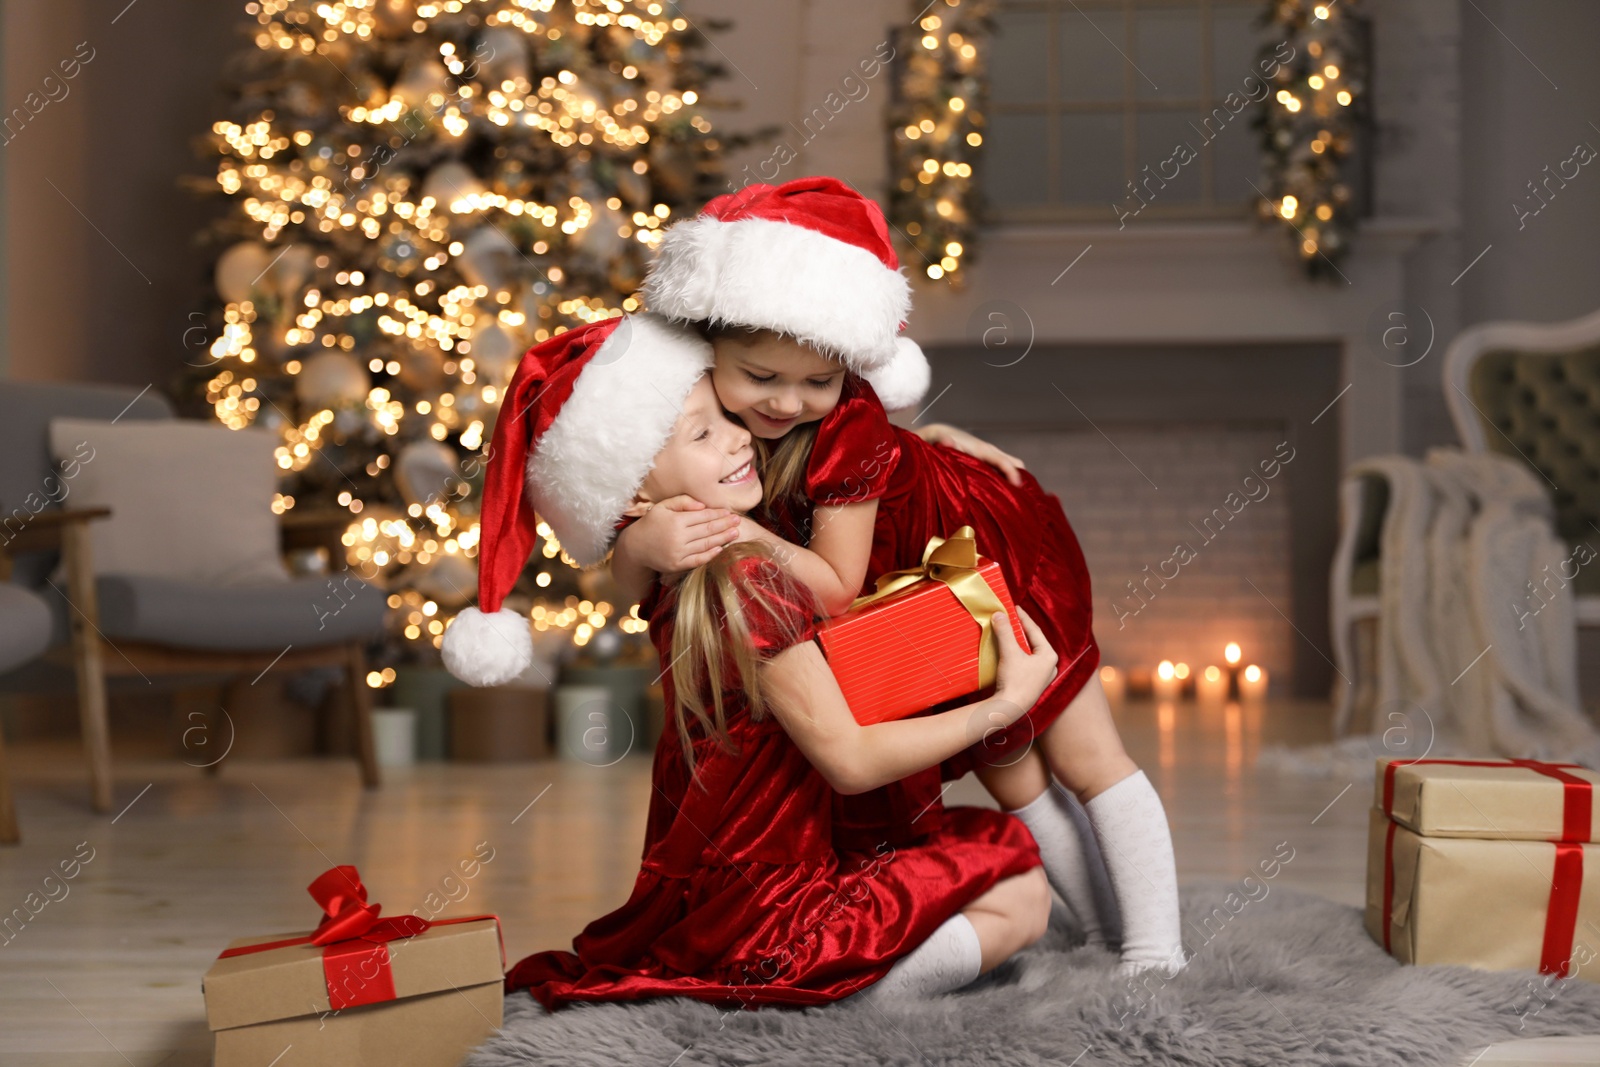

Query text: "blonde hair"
[664, 540, 817, 784]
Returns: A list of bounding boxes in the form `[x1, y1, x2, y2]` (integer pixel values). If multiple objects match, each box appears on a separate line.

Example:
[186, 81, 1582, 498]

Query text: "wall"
[1458, 2, 1600, 326]
[0, 0, 239, 387]
[1, 0, 91, 381]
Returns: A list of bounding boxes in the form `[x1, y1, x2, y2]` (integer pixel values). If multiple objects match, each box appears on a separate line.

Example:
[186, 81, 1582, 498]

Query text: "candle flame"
[1157, 660, 1175, 681]
[1224, 642, 1242, 665]
[1244, 664, 1263, 683]
[1204, 665, 1222, 682]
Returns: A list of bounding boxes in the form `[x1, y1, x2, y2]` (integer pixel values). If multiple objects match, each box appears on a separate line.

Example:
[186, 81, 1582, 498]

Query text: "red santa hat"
[639, 175, 931, 411]
[441, 310, 714, 687]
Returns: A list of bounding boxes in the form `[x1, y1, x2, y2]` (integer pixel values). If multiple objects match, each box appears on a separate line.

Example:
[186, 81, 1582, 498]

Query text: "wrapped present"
[202, 866, 505, 1067]
[816, 526, 1030, 726]
[1377, 756, 1600, 840]
[1366, 757, 1600, 980]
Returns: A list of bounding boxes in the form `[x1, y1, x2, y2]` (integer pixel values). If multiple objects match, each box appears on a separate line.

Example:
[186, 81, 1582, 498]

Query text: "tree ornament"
[295, 351, 370, 409]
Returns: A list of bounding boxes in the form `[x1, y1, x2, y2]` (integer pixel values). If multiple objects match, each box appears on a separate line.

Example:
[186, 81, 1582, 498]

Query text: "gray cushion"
[0, 382, 174, 590]
[0, 584, 52, 673]
[84, 573, 388, 651]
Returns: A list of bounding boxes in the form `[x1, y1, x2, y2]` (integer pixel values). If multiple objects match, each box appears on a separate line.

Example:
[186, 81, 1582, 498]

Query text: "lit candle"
[1098, 664, 1126, 705]
[1153, 660, 1182, 700]
[1196, 664, 1228, 704]
[1240, 664, 1269, 703]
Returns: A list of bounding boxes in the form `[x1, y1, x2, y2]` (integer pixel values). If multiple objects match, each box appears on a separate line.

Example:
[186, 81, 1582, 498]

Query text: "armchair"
[0, 583, 52, 842]
[1329, 308, 1600, 735]
[1443, 305, 1600, 629]
[0, 381, 389, 813]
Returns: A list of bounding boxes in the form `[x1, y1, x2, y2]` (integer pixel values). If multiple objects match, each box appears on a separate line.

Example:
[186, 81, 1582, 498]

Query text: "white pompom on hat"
[639, 175, 931, 411]
[441, 311, 715, 687]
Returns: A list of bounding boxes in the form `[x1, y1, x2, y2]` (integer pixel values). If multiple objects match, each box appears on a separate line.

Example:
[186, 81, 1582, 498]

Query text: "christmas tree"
[185, 0, 741, 680]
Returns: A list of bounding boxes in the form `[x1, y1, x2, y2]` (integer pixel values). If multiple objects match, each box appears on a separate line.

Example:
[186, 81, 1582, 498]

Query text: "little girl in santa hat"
[612, 175, 1188, 980]
[441, 310, 1062, 1008]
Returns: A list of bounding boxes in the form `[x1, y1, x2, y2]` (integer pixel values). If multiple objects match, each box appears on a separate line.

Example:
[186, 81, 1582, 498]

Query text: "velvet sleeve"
[727, 553, 821, 658]
[805, 376, 902, 507]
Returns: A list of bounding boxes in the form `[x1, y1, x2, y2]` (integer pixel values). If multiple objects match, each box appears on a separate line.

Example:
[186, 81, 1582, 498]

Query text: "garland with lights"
[1254, 0, 1369, 281]
[184, 0, 741, 681]
[886, 0, 993, 286]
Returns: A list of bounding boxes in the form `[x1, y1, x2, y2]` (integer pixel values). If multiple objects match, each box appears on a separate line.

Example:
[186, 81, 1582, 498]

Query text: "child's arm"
[761, 608, 1057, 795]
[736, 498, 878, 617]
[916, 423, 1026, 487]
[610, 495, 741, 604]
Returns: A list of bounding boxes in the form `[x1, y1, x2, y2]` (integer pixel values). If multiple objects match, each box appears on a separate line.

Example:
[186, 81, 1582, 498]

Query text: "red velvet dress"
[504, 553, 1043, 1011]
[769, 377, 1101, 847]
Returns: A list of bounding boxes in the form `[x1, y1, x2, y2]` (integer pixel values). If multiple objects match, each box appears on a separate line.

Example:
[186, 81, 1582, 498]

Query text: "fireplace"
[898, 216, 1439, 700]
[913, 340, 1342, 698]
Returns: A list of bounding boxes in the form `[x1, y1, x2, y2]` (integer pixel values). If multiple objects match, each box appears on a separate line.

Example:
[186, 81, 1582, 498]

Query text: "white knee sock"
[1082, 769, 1187, 978]
[1006, 784, 1122, 947]
[850, 912, 983, 1004]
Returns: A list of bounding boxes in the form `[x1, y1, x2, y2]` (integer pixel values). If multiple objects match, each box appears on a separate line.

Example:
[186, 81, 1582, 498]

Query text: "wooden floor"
[0, 696, 1592, 1065]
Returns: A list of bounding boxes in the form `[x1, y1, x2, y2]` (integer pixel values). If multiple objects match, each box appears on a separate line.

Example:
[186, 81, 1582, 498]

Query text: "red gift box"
[816, 526, 1030, 726]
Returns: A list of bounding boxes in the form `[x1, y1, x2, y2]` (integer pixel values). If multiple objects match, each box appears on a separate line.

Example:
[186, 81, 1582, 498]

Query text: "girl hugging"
[445, 310, 1059, 1008]
[443, 176, 1187, 1010]
[616, 176, 1186, 981]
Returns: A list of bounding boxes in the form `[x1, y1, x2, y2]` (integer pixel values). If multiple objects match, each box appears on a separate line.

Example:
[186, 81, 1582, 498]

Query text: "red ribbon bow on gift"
[306, 865, 428, 946]
[217, 865, 502, 1011]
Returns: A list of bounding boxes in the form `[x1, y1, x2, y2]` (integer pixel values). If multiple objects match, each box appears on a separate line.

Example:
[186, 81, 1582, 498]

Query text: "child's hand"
[990, 608, 1057, 715]
[916, 423, 1026, 486]
[621, 495, 740, 572]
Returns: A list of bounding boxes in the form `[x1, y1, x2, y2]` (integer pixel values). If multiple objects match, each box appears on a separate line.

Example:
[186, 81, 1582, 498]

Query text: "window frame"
[984, 0, 1265, 224]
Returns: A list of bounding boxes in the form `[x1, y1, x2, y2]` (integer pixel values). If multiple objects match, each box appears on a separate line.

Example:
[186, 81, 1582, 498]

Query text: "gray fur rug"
[466, 881, 1600, 1066]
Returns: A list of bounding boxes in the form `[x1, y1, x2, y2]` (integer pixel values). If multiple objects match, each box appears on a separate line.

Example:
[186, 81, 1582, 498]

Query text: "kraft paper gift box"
[1365, 757, 1600, 980]
[202, 866, 505, 1067]
[816, 526, 1029, 726]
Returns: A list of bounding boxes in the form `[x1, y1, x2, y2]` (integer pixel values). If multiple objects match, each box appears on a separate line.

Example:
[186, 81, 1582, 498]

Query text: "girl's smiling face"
[636, 376, 763, 513]
[708, 328, 846, 440]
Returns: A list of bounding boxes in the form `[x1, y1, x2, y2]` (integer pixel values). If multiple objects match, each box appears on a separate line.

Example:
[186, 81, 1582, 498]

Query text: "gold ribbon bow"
[846, 526, 1007, 689]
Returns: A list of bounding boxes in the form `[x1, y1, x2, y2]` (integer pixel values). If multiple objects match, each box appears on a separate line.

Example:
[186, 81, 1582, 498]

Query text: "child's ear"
[621, 495, 654, 519]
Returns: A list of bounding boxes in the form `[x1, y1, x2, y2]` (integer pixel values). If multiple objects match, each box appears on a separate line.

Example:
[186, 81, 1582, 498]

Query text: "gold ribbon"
[846, 526, 1006, 689]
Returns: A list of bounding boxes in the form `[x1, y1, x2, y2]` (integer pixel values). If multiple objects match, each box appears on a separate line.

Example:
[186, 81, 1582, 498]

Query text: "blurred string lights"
[892, 0, 1369, 285]
[189, 0, 720, 676]
[887, 0, 993, 286]
[1255, 0, 1369, 280]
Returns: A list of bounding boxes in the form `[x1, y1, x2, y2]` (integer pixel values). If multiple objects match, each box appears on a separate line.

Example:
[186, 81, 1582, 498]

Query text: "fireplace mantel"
[908, 215, 1447, 472]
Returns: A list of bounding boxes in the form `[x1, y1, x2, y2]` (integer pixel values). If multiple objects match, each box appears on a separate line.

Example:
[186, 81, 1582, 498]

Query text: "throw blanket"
[1356, 448, 1596, 765]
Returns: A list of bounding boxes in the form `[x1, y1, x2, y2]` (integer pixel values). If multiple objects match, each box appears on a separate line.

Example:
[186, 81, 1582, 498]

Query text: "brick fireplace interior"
[920, 339, 1343, 699]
